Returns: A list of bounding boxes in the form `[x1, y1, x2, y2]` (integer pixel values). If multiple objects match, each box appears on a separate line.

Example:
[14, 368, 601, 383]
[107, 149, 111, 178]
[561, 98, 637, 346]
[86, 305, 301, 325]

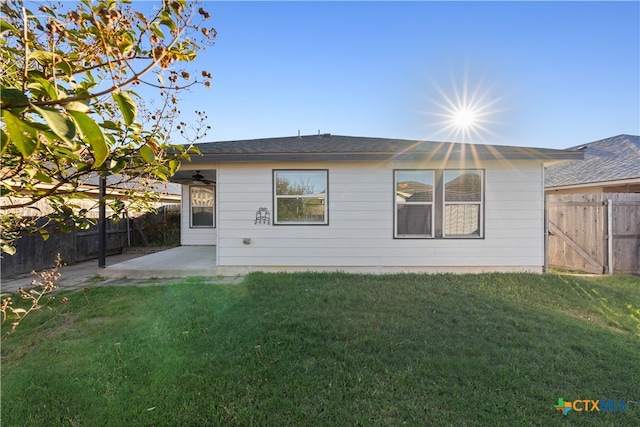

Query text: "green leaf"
[68, 110, 108, 167]
[56, 59, 73, 77]
[33, 172, 53, 184]
[0, 87, 29, 108]
[65, 101, 90, 113]
[118, 33, 135, 56]
[0, 19, 20, 34]
[139, 144, 155, 163]
[0, 129, 7, 155]
[150, 21, 165, 39]
[28, 77, 59, 101]
[29, 50, 55, 65]
[100, 120, 120, 131]
[159, 13, 177, 33]
[112, 91, 137, 126]
[168, 159, 179, 175]
[1, 110, 38, 157]
[32, 105, 76, 143]
[38, 229, 50, 241]
[110, 159, 127, 174]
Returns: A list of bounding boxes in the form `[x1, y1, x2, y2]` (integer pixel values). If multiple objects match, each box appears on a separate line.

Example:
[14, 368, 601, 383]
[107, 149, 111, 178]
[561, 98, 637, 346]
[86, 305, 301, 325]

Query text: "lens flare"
[453, 108, 477, 129]
[424, 70, 504, 143]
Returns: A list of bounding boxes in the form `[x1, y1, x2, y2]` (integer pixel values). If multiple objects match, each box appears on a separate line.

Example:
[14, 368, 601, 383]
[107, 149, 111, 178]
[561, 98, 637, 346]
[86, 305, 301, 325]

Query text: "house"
[170, 134, 581, 274]
[545, 134, 640, 194]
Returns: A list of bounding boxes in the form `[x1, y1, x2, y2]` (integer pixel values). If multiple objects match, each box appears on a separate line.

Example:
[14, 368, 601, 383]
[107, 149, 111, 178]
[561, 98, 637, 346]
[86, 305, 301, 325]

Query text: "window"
[393, 169, 484, 239]
[395, 170, 434, 237]
[443, 170, 483, 237]
[190, 186, 215, 228]
[274, 170, 328, 225]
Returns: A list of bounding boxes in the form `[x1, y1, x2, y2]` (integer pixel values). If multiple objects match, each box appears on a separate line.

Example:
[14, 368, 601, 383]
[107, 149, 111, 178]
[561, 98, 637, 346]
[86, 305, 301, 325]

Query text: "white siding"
[180, 185, 218, 245]
[214, 160, 545, 272]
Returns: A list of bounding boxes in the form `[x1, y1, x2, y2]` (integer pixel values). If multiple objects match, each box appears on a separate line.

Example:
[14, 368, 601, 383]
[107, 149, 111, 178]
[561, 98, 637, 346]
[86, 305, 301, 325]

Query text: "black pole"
[98, 175, 107, 268]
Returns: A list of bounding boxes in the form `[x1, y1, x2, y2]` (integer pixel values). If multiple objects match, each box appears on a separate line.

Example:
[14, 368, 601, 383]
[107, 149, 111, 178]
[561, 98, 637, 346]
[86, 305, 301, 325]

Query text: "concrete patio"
[101, 246, 218, 279]
[1, 246, 245, 294]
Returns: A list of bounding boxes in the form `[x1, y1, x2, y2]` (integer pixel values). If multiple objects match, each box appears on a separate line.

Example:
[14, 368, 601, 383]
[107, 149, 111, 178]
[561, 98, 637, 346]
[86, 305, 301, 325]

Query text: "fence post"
[99, 175, 106, 268]
[607, 198, 613, 275]
[72, 224, 77, 264]
[125, 212, 131, 247]
[544, 194, 549, 273]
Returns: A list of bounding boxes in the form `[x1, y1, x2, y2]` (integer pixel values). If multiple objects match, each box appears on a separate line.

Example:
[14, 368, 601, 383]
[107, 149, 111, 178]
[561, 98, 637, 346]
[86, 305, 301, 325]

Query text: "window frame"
[273, 169, 329, 226]
[189, 185, 216, 229]
[394, 169, 435, 238]
[442, 169, 484, 238]
[392, 169, 485, 239]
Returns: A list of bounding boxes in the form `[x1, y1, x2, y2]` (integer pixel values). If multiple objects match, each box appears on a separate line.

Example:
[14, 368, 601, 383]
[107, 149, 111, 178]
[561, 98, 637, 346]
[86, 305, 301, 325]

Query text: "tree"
[0, 0, 216, 254]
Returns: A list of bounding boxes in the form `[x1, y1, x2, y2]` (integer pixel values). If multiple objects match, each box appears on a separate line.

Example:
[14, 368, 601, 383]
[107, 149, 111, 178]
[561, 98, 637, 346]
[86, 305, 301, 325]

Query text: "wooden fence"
[546, 193, 640, 275]
[1, 206, 181, 277]
[1, 219, 128, 277]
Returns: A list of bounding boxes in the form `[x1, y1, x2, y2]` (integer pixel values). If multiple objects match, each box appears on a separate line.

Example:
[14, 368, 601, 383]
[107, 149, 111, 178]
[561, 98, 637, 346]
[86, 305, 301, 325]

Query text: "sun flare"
[452, 107, 478, 129]
[424, 70, 503, 143]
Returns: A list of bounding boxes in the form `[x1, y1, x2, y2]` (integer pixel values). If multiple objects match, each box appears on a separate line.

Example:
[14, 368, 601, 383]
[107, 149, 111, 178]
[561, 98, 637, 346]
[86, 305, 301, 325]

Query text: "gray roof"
[187, 134, 582, 163]
[545, 134, 640, 188]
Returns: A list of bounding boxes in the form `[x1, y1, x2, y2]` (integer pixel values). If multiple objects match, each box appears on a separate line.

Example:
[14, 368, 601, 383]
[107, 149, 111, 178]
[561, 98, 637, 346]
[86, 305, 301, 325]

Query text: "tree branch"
[5, 14, 188, 110]
[21, 5, 28, 92]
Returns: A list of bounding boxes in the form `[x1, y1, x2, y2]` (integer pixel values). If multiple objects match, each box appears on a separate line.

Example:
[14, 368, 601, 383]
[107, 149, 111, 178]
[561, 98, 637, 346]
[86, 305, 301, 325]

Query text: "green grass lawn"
[2, 272, 639, 426]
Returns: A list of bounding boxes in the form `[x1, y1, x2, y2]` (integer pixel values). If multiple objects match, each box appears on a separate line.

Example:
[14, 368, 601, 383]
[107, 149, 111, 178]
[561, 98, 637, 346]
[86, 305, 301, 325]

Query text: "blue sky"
[172, 1, 639, 149]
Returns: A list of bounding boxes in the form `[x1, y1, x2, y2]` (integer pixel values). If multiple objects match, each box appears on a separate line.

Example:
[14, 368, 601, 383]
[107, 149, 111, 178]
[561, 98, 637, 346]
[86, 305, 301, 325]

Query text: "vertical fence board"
[610, 193, 640, 274]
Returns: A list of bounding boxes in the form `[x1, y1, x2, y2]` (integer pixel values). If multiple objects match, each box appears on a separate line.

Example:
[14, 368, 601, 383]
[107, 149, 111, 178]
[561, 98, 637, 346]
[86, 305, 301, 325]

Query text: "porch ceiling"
[170, 169, 216, 184]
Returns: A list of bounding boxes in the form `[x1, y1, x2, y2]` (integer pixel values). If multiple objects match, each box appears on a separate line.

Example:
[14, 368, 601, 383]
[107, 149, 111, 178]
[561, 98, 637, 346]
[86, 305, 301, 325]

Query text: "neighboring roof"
[81, 173, 181, 196]
[186, 134, 582, 163]
[545, 134, 640, 189]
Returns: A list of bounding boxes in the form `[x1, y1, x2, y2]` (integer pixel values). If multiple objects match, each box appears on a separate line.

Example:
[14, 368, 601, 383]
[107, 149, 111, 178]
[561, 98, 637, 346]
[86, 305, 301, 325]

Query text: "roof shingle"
[545, 134, 640, 188]
[188, 134, 582, 163]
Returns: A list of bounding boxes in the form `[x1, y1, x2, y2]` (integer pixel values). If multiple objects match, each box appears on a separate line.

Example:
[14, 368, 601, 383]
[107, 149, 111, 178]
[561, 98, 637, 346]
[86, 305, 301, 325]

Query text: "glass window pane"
[192, 208, 214, 227]
[276, 171, 326, 196]
[445, 204, 480, 236]
[191, 186, 214, 227]
[274, 170, 328, 225]
[444, 170, 482, 202]
[396, 171, 433, 202]
[397, 204, 432, 236]
[277, 197, 325, 223]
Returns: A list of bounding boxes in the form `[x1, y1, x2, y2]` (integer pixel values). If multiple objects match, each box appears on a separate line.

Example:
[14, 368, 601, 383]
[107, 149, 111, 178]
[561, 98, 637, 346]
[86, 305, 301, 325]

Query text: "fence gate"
[546, 193, 640, 275]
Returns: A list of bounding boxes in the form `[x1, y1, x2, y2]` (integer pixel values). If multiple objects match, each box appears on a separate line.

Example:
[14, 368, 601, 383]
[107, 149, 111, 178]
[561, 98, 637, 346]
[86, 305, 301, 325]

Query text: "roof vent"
[322, 133, 331, 138]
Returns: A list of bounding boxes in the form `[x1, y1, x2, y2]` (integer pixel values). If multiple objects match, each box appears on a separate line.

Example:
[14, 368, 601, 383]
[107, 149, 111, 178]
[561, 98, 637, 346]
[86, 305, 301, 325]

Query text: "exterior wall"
[215, 159, 545, 273]
[180, 185, 217, 245]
